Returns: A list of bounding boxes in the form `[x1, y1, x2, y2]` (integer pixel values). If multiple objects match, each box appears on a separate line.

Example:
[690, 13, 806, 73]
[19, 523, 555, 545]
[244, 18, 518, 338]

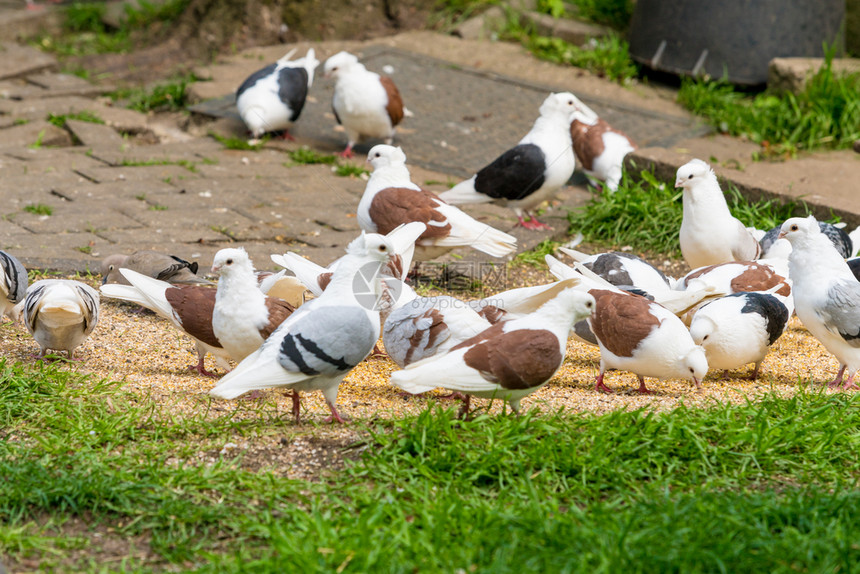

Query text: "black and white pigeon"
[359, 145, 517, 260]
[568, 97, 637, 192]
[324, 51, 410, 158]
[209, 232, 397, 424]
[758, 220, 852, 260]
[391, 287, 596, 416]
[558, 247, 676, 297]
[101, 250, 212, 286]
[236, 48, 319, 141]
[23, 279, 99, 359]
[689, 291, 790, 380]
[676, 159, 761, 268]
[0, 250, 28, 321]
[437, 92, 585, 230]
[780, 215, 860, 390]
[211, 247, 297, 363]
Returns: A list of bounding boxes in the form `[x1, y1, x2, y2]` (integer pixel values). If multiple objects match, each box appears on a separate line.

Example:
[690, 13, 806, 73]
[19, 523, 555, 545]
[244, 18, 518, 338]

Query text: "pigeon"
[0, 250, 28, 321]
[676, 159, 761, 268]
[676, 259, 793, 317]
[236, 48, 319, 140]
[568, 98, 637, 192]
[211, 248, 297, 363]
[323, 51, 410, 158]
[209, 232, 397, 423]
[256, 270, 307, 307]
[101, 250, 212, 286]
[23, 279, 99, 359]
[391, 287, 596, 416]
[100, 269, 230, 376]
[758, 220, 853, 260]
[359, 145, 517, 261]
[848, 257, 860, 282]
[437, 92, 585, 230]
[780, 215, 860, 390]
[689, 291, 789, 380]
[559, 247, 675, 297]
[587, 288, 708, 394]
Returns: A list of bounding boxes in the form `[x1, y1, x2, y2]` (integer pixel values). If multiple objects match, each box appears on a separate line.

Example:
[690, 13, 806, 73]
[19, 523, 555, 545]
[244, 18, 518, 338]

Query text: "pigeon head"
[324, 51, 360, 79]
[557, 287, 596, 324]
[680, 345, 709, 388]
[367, 144, 407, 170]
[674, 159, 714, 189]
[346, 232, 395, 262]
[688, 313, 718, 348]
[211, 247, 254, 276]
[539, 92, 582, 122]
[778, 215, 820, 244]
[568, 94, 600, 126]
[100, 254, 128, 285]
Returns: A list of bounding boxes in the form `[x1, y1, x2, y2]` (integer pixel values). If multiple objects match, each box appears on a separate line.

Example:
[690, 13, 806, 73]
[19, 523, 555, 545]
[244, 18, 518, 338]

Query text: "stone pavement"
[1, 30, 859, 278]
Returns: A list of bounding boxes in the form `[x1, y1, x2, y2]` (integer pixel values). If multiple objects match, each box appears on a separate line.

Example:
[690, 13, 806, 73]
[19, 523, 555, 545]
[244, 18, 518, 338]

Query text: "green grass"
[110, 74, 196, 113]
[119, 157, 199, 173]
[23, 203, 53, 216]
[513, 238, 561, 267]
[46, 111, 104, 129]
[286, 147, 338, 166]
[567, 168, 809, 257]
[527, 32, 639, 83]
[209, 132, 266, 151]
[678, 54, 860, 157]
[333, 163, 370, 178]
[3, 359, 860, 571]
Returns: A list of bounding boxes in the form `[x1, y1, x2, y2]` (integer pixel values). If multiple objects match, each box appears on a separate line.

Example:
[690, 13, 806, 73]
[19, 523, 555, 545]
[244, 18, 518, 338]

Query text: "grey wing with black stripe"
[0, 250, 27, 304]
[75, 282, 101, 336]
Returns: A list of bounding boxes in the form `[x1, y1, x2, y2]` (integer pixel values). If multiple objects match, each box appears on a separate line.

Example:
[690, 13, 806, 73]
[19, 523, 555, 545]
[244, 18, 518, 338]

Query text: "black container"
[628, 0, 845, 85]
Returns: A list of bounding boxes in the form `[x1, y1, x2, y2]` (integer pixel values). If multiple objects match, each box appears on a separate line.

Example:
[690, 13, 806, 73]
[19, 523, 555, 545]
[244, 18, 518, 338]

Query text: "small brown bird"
[101, 250, 212, 286]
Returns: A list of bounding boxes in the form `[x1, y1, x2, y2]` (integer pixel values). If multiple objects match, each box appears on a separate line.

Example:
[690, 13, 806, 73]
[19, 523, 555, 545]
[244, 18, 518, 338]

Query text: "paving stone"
[0, 42, 57, 81]
[768, 57, 860, 93]
[1, 96, 152, 135]
[75, 163, 197, 184]
[0, 120, 72, 148]
[65, 119, 125, 148]
[519, 11, 608, 46]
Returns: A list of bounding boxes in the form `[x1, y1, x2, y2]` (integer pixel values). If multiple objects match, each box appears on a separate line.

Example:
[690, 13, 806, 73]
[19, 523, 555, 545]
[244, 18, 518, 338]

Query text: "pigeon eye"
[108, 265, 115, 271]
[379, 245, 388, 252]
[790, 225, 798, 231]
[702, 335, 709, 341]
[226, 258, 233, 265]
[688, 174, 693, 179]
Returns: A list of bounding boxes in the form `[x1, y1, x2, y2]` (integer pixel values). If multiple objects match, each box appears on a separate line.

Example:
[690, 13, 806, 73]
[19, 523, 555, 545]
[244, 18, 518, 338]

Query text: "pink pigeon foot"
[189, 357, 218, 378]
[827, 365, 847, 388]
[636, 376, 654, 395]
[595, 372, 613, 394]
[517, 215, 552, 230]
[289, 390, 302, 424]
[323, 401, 349, 424]
[457, 394, 472, 419]
[339, 146, 354, 158]
[279, 130, 296, 141]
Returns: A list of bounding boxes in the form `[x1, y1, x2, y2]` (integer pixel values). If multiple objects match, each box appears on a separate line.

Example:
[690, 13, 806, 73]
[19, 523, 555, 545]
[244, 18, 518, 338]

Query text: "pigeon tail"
[437, 176, 493, 205]
[390, 366, 446, 395]
[209, 348, 305, 399]
[112, 269, 175, 318]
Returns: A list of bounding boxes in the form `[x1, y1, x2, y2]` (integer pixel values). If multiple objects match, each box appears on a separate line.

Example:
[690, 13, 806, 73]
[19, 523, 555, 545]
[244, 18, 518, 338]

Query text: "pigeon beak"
[211, 264, 220, 274]
[674, 178, 684, 188]
[777, 230, 787, 240]
[693, 377, 702, 390]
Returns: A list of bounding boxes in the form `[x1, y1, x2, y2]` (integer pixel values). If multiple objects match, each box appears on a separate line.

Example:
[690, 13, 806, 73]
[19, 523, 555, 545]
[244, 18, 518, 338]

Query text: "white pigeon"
[101, 250, 213, 286]
[209, 232, 397, 423]
[211, 248, 297, 363]
[391, 287, 596, 416]
[758, 220, 853, 260]
[568, 98, 637, 192]
[587, 288, 708, 394]
[359, 145, 517, 260]
[437, 92, 584, 230]
[236, 48, 319, 140]
[324, 51, 410, 158]
[676, 159, 761, 268]
[780, 215, 860, 390]
[23, 279, 99, 359]
[689, 291, 790, 380]
[0, 250, 28, 321]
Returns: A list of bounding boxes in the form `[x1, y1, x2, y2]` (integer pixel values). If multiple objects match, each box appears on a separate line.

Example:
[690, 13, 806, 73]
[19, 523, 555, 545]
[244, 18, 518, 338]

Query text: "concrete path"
[0, 30, 858, 278]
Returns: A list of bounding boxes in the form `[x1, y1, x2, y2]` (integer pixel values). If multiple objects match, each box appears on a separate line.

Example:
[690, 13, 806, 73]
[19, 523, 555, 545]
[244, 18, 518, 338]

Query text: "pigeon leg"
[368, 343, 387, 359]
[189, 355, 218, 378]
[595, 371, 613, 394]
[518, 214, 553, 231]
[827, 365, 847, 387]
[636, 376, 654, 394]
[339, 143, 355, 158]
[279, 129, 296, 142]
[323, 401, 349, 424]
[437, 391, 467, 401]
[840, 373, 858, 391]
[289, 390, 302, 424]
[747, 362, 761, 381]
[457, 394, 471, 419]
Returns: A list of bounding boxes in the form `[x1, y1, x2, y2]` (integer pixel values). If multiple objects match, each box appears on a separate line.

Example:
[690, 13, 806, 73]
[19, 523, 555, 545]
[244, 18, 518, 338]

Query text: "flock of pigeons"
[3, 48, 860, 421]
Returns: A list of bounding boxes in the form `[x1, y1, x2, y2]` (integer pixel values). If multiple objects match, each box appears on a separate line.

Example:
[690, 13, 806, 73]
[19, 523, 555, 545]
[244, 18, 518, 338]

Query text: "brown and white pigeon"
[676, 159, 761, 268]
[391, 286, 596, 416]
[359, 145, 517, 261]
[24, 279, 99, 359]
[323, 51, 410, 158]
[568, 98, 637, 192]
[236, 48, 319, 141]
[437, 92, 585, 230]
[101, 250, 212, 286]
[0, 250, 28, 321]
[587, 288, 708, 394]
[211, 247, 296, 363]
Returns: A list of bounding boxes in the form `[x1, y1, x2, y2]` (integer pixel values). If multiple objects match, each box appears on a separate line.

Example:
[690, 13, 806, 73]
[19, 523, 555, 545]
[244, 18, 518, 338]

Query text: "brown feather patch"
[317, 272, 333, 292]
[369, 187, 452, 239]
[588, 289, 660, 358]
[258, 297, 296, 340]
[380, 76, 405, 127]
[164, 286, 221, 348]
[683, 262, 791, 296]
[477, 304, 508, 325]
[405, 308, 447, 365]
[570, 118, 636, 171]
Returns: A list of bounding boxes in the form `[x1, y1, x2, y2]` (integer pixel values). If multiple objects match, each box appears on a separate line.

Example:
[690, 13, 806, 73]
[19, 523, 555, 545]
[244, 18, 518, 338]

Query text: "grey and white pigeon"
[758, 220, 852, 260]
[780, 215, 860, 389]
[559, 247, 675, 297]
[101, 250, 212, 286]
[324, 51, 409, 158]
[587, 288, 708, 394]
[211, 247, 296, 363]
[359, 145, 517, 260]
[437, 92, 584, 230]
[568, 98, 637, 192]
[0, 250, 28, 321]
[24, 279, 99, 359]
[391, 287, 596, 416]
[676, 159, 761, 268]
[689, 291, 789, 380]
[209, 232, 397, 423]
[236, 48, 319, 140]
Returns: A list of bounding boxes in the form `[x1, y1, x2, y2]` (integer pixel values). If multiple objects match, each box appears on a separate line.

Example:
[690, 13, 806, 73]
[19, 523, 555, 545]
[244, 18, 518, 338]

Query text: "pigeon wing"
[277, 67, 309, 121]
[823, 280, 860, 347]
[473, 143, 546, 201]
[383, 298, 451, 367]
